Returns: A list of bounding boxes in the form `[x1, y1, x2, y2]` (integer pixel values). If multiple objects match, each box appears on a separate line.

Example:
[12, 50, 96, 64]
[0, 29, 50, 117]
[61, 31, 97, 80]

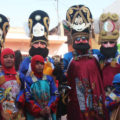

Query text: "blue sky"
[0, 0, 116, 30]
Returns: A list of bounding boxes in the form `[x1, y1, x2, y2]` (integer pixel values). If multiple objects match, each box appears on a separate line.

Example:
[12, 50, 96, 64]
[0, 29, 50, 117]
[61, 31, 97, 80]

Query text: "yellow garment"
[43, 61, 53, 76]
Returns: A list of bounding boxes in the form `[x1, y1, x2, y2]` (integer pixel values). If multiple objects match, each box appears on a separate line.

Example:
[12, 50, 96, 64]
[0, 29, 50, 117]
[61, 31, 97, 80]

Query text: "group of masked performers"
[0, 4, 120, 120]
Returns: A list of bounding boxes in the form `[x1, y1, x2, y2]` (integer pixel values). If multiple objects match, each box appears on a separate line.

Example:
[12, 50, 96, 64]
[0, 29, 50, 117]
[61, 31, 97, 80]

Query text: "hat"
[99, 13, 119, 44]
[113, 73, 120, 84]
[0, 14, 9, 48]
[31, 55, 44, 78]
[1, 48, 16, 75]
[28, 10, 50, 46]
[66, 5, 93, 40]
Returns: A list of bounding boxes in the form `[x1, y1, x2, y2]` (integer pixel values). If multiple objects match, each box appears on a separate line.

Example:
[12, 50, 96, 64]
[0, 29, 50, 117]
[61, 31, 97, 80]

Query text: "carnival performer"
[0, 14, 10, 66]
[22, 55, 57, 120]
[98, 13, 120, 91]
[105, 73, 120, 120]
[0, 48, 25, 120]
[64, 5, 108, 120]
[20, 10, 54, 79]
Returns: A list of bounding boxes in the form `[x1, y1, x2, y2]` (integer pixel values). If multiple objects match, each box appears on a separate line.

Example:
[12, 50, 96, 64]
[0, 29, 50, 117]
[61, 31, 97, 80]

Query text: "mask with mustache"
[73, 43, 90, 53]
[100, 45, 117, 58]
[29, 46, 49, 58]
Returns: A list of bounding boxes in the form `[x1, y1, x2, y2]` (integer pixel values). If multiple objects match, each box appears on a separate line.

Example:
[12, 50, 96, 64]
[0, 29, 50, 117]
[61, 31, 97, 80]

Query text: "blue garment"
[23, 74, 57, 120]
[19, 56, 54, 85]
[24, 75, 57, 104]
[20, 56, 54, 76]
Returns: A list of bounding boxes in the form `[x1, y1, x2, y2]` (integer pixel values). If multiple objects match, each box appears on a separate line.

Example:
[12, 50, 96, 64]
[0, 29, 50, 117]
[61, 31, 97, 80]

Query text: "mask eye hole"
[102, 41, 116, 44]
[76, 38, 80, 41]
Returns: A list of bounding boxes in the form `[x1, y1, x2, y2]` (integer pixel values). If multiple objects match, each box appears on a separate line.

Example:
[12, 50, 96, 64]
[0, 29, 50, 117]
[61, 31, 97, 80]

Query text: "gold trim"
[67, 5, 92, 28]
[72, 32, 89, 39]
[110, 13, 118, 21]
[43, 17, 49, 33]
[100, 35, 119, 40]
[81, 6, 91, 23]
[99, 29, 119, 43]
[67, 7, 77, 23]
[0, 39, 4, 47]
[100, 13, 108, 22]
[28, 19, 33, 36]
[100, 13, 119, 22]
[3, 22, 9, 38]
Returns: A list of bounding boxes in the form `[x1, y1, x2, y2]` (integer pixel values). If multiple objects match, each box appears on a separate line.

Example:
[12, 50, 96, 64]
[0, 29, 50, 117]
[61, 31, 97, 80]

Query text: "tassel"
[111, 59, 116, 67]
[100, 61, 105, 70]
[88, 50, 93, 58]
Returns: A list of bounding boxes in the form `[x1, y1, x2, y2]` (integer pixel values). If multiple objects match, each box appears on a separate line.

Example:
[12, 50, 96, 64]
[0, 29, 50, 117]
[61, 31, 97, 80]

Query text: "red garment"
[25, 100, 42, 117]
[31, 55, 44, 78]
[1, 48, 16, 75]
[102, 63, 120, 88]
[67, 56, 108, 120]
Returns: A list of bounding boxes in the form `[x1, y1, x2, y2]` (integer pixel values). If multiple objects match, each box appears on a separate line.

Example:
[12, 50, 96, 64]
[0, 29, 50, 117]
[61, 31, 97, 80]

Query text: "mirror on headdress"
[103, 20, 115, 32]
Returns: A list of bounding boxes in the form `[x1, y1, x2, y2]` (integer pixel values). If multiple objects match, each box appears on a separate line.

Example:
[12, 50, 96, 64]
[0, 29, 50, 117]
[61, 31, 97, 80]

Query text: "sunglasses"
[101, 41, 116, 44]
[75, 37, 88, 41]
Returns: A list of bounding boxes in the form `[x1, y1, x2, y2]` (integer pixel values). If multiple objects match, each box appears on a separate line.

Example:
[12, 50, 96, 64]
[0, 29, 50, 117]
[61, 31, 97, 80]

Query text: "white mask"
[33, 23, 45, 37]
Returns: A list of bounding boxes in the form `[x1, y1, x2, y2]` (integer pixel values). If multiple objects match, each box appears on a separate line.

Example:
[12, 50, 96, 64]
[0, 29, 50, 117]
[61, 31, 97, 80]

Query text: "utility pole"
[55, 0, 60, 35]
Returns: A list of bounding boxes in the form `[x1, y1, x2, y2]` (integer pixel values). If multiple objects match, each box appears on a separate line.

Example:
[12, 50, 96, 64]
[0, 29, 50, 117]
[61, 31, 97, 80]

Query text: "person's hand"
[116, 96, 120, 102]
[40, 108, 46, 117]
[40, 106, 50, 117]
[44, 106, 50, 115]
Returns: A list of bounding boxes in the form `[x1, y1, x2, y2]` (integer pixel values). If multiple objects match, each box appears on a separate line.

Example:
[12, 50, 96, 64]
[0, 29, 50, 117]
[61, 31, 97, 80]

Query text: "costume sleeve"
[24, 76, 42, 117]
[47, 76, 58, 112]
[19, 57, 31, 76]
[63, 52, 73, 70]
[25, 100, 42, 117]
[16, 90, 25, 108]
[19, 57, 31, 87]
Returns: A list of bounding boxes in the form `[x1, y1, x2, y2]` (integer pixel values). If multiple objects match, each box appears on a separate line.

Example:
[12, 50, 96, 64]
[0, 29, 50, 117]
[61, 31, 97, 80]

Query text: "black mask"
[29, 46, 49, 58]
[73, 43, 90, 53]
[100, 45, 117, 58]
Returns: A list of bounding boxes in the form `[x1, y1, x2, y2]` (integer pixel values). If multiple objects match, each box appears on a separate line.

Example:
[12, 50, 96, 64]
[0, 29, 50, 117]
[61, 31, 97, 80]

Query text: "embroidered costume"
[0, 48, 25, 120]
[20, 10, 54, 78]
[98, 13, 120, 91]
[105, 73, 120, 120]
[17, 10, 57, 120]
[21, 55, 57, 120]
[64, 5, 108, 120]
